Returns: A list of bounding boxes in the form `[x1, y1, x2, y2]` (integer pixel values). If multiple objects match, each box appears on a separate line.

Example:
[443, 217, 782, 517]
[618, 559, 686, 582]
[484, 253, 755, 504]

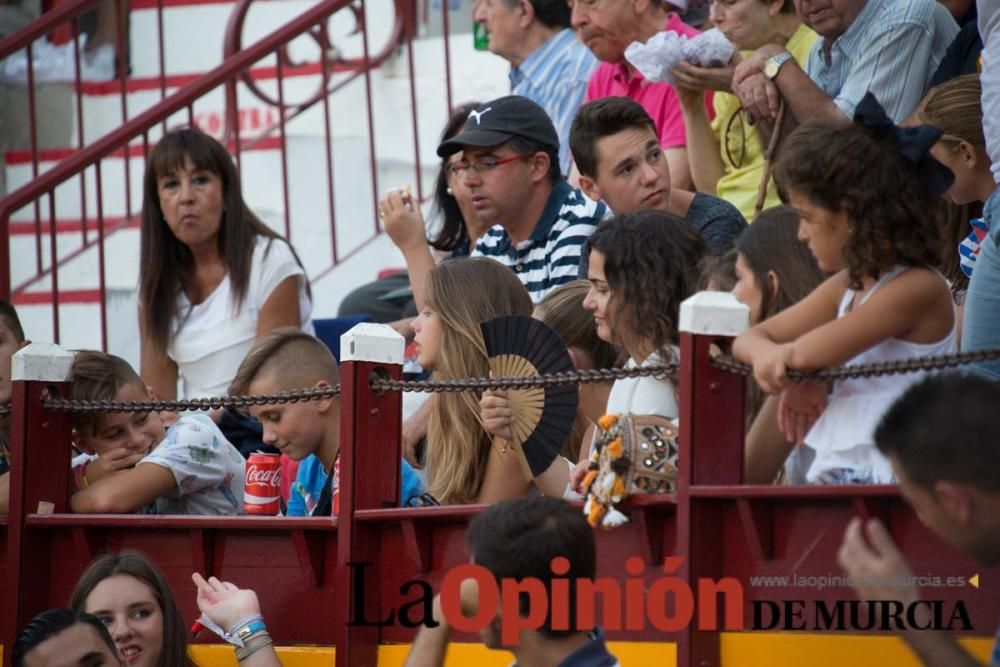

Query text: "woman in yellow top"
[672, 0, 816, 220]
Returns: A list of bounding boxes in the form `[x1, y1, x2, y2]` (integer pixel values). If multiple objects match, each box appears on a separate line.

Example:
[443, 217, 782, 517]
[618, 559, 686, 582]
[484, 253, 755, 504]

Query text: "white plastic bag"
[624, 28, 735, 86]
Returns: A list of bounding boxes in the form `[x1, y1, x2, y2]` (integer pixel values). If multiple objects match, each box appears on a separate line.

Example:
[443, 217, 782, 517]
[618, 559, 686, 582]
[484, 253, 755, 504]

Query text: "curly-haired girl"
[733, 94, 957, 485]
[585, 210, 706, 415]
[561, 210, 705, 492]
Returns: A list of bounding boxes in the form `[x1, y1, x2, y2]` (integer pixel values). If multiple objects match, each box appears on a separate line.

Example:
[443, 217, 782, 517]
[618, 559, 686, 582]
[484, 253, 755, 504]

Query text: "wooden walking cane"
[753, 99, 787, 221]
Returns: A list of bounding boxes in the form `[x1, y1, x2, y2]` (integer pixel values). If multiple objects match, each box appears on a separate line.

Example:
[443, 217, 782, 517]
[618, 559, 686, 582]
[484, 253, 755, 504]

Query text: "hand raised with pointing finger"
[192, 572, 262, 632]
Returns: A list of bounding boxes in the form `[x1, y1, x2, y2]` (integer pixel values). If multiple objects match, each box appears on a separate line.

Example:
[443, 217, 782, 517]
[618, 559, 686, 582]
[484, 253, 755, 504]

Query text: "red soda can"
[245, 452, 281, 515]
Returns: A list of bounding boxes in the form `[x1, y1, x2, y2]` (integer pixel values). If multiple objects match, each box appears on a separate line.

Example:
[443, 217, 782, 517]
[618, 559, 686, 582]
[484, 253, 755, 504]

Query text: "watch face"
[764, 61, 779, 79]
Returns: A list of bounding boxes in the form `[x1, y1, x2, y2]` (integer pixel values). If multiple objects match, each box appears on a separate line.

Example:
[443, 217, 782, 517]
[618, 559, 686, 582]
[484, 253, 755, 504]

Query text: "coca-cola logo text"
[246, 465, 281, 486]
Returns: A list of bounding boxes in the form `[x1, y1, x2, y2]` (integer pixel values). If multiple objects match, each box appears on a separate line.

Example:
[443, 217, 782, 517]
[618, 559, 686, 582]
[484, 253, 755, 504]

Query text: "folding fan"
[480, 315, 579, 481]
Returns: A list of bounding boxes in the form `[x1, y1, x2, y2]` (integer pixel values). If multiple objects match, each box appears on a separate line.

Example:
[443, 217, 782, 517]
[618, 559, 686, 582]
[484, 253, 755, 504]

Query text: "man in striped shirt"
[732, 0, 958, 125]
[474, 0, 598, 176]
[437, 96, 607, 303]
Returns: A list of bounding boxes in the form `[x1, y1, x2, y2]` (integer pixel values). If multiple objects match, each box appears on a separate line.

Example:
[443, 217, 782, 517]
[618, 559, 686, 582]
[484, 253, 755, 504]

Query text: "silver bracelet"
[235, 635, 273, 662]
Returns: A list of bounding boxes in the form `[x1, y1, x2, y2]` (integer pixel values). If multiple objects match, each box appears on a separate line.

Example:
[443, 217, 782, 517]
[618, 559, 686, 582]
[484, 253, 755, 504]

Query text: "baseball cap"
[436, 95, 560, 157]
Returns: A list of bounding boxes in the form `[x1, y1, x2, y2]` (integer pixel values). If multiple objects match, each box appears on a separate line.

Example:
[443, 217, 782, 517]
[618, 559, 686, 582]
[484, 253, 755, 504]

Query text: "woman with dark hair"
[729, 206, 824, 483]
[70, 550, 195, 667]
[731, 205, 824, 324]
[138, 127, 312, 401]
[337, 103, 491, 325]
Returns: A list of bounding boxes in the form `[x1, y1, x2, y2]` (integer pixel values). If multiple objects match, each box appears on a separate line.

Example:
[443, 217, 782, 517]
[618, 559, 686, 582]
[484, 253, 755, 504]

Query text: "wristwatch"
[763, 51, 794, 80]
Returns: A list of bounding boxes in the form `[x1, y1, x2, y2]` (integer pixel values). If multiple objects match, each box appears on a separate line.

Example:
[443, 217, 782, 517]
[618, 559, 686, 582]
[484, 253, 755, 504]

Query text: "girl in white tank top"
[802, 266, 956, 484]
[732, 93, 958, 485]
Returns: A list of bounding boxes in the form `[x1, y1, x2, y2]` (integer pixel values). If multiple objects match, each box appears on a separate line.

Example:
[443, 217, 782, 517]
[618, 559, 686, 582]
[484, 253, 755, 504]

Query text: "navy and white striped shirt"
[510, 28, 599, 176]
[806, 0, 957, 122]
[473, 181, 606, 303]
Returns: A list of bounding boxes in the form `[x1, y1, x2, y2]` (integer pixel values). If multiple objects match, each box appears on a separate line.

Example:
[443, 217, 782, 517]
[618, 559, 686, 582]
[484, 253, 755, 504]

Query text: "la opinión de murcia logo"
[346, 557, 975, 642]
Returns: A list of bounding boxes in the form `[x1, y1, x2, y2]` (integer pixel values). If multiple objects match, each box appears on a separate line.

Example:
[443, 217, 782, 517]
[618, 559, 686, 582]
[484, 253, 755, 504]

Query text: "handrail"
[0, 0, 408, 299]
[0, 0, 395, 229]
[0, 0, 99, 59]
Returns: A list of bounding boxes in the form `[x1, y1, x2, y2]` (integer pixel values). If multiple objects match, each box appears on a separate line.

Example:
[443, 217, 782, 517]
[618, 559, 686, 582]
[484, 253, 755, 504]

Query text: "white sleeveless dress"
[802, 266, 956, 485]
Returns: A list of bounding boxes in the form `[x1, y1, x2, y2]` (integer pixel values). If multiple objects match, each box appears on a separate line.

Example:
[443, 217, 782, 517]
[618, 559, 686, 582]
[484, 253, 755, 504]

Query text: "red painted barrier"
[0, 307, 997, 667]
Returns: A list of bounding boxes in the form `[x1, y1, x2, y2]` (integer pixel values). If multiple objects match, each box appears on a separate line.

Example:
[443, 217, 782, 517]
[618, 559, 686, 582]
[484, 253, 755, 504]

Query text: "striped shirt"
[473, 181, 606, 303]
[806, 0, 958, 121]
[510, 28, 599, 176]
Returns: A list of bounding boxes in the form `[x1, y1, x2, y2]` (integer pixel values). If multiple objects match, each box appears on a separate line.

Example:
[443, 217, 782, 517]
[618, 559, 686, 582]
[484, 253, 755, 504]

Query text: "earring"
[446, 187, 454, 196]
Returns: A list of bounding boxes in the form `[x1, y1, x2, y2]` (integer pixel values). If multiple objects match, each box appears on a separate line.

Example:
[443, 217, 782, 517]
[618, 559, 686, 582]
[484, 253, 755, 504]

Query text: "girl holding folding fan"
[410, 257, 548, 505]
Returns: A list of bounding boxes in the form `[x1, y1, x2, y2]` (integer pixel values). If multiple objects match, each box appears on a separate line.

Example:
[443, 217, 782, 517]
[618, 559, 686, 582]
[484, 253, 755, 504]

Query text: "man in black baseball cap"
[437, 95, 607, 303]
[437, 95, 561, 158]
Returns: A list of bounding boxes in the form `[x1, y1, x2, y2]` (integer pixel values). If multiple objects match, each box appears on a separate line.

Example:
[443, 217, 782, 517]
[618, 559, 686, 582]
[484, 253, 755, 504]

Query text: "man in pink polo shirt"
[570, 0, 709, 190]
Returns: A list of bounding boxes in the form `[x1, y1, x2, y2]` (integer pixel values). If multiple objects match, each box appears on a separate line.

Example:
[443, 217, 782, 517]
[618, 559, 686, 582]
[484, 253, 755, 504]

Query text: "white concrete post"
[11, 342, 76, 382]
[340, 323, 405, 364]
[679, 291, 750, 337]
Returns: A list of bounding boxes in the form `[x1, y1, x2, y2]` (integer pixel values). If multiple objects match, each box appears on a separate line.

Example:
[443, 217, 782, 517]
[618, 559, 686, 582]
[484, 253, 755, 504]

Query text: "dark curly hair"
[774, 120, 943, 289]
[587, 210, 707, 361]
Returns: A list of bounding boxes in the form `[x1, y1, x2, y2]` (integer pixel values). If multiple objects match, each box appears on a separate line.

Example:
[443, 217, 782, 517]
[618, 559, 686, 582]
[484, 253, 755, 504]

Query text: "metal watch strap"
[765, 51, 794, 79]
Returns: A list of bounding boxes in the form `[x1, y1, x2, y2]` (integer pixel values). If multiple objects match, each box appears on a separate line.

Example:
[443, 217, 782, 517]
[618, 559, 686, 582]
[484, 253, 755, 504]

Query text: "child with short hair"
[0, 298, 29, 514]
[229, 327, 423, 515]
[69, 351, 244, 515]
[733, 94, 957, 485]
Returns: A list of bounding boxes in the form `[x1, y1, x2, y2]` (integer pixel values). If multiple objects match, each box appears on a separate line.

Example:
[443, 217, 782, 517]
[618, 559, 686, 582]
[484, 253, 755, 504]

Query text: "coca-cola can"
[245, 452, 281, 515]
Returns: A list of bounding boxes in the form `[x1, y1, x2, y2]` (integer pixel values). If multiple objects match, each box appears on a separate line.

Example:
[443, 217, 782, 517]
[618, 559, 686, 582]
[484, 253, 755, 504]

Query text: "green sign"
[474, 22, 489, 51]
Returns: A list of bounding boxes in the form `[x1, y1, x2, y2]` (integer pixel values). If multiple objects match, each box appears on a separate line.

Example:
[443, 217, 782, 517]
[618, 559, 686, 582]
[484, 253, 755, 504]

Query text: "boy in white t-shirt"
[69, 351, 244, 515]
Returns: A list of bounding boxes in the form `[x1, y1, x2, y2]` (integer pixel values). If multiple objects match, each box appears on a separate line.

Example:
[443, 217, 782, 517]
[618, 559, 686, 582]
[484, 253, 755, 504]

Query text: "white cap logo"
[468, 107, 492, 125]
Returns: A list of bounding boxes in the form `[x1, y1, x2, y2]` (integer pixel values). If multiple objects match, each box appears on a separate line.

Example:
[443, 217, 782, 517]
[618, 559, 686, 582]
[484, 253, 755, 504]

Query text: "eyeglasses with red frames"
[448, 153, 532, 176]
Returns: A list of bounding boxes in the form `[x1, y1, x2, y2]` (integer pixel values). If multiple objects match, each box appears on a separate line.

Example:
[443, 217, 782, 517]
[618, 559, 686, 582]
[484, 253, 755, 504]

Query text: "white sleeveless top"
[803, 266, 956, 484]
[606, 350, 679, 418]
[167, 237, 313, 398]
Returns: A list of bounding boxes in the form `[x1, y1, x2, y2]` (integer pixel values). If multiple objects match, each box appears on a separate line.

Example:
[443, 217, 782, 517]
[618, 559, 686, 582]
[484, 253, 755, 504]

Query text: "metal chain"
[41, 386, 341, 413]
[370, 365, 678, 394]
[31, 366, 676, 413]
[11, 346, 1000, 414]
[711, 347, 1000, 381]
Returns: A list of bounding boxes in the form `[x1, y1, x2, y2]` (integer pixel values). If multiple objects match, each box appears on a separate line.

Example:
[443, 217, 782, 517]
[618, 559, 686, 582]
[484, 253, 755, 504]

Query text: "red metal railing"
[0, 0, 168, 304]
[1, 0, 459, 349]
[2, 322, 998, 667]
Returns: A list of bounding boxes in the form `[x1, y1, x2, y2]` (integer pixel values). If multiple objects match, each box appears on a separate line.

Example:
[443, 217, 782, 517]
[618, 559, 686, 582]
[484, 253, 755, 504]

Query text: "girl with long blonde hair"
[410, 257, 533, 504]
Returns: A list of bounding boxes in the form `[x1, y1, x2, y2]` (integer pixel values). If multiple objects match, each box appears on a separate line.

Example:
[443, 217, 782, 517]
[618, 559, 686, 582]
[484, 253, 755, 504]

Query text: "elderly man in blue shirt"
[731, 0, 958, 125]
[474, 0, 598, 175]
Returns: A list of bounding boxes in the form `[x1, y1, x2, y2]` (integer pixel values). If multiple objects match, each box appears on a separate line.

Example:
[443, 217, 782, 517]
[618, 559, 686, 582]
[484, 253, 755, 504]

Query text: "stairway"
[2, 0, 509, 366]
